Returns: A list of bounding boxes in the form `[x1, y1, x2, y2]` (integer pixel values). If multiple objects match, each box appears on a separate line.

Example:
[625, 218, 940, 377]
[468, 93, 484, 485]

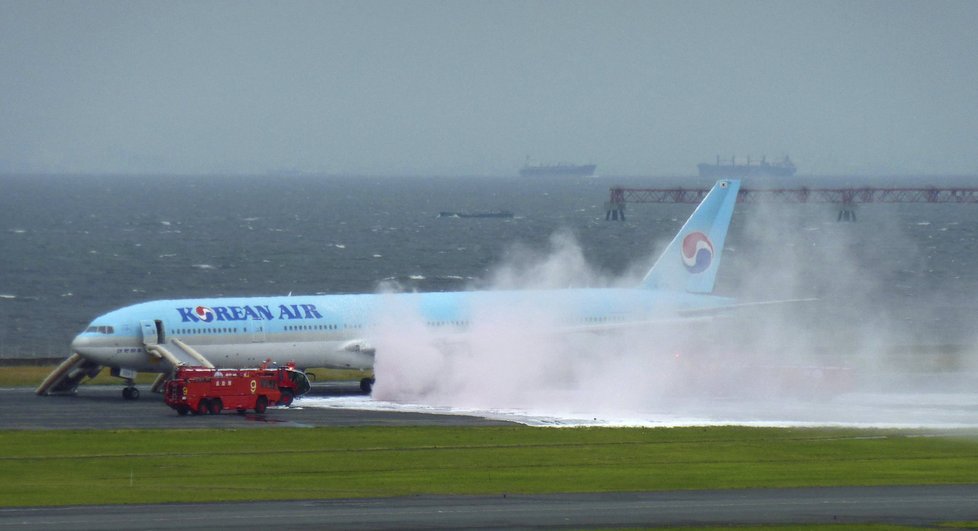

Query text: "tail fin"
[640, 179, 741, 293]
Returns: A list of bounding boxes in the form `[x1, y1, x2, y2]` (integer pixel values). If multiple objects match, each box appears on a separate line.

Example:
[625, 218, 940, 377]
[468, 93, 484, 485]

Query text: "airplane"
[37, 179, 742, 400]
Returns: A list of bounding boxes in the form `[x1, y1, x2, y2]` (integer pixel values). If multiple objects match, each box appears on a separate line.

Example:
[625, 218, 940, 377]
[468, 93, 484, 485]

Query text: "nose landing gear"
[111, 367, 142, 400]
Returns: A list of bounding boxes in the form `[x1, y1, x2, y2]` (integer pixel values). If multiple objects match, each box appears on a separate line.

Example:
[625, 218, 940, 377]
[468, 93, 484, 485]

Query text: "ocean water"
[2, 173, 978, 358]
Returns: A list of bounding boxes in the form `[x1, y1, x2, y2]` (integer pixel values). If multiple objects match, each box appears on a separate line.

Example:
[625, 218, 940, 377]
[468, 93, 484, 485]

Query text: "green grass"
[668, 527, 973, 531]
[2, 426, 977, 507]
[0, 365, 123, 387]
[666, 527, 956, 531]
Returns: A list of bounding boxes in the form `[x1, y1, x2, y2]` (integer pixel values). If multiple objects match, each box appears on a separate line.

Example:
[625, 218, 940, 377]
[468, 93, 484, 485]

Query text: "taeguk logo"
[681, 232, 714, 273]
[194, 306, 216, 323]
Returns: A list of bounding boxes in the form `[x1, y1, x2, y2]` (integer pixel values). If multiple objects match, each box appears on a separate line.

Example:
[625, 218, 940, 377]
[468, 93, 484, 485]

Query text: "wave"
[0, 294, 38, 302]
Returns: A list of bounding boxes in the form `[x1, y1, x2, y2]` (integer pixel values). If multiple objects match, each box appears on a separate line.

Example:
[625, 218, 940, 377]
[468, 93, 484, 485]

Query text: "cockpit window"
[85, 325, 115, 334]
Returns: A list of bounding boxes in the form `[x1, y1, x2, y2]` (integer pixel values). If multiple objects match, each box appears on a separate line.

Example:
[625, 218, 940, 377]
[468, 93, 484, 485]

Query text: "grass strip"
[1, 426, 977, 507]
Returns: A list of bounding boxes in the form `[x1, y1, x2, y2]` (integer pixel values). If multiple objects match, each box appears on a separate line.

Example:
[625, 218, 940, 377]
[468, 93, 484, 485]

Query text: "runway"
[0, 384, 513, 430]
[5, 384, 978, 528]
[2, 485, 977, 529]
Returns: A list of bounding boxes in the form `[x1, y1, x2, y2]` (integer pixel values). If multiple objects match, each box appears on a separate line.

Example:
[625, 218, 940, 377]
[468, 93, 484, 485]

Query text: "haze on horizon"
[2, 0, 977, 177]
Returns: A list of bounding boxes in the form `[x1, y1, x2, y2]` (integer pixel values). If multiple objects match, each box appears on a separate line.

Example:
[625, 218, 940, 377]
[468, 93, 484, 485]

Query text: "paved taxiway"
[0, 384, 513, 430]
[5, 384, 977, 528]
[2, 485, 977, 529]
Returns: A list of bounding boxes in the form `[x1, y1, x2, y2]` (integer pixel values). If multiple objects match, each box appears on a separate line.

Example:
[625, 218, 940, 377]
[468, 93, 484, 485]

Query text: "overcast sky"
[2, 0, 976, 176]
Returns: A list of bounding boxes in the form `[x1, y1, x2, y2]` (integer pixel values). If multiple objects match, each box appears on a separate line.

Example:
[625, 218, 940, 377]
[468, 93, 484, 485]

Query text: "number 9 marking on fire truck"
[250, 380, 257, 394]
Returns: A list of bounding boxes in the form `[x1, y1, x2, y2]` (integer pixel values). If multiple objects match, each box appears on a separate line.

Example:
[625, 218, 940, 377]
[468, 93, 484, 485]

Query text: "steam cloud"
[367, 205, 978, 428]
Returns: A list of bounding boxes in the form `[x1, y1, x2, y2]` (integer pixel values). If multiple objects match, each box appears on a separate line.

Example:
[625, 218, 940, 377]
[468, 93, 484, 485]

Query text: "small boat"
[437, 210, 514, 219]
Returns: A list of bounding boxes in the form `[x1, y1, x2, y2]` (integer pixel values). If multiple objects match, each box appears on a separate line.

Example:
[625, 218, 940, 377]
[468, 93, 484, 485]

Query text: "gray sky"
[2, 0, 976, 176]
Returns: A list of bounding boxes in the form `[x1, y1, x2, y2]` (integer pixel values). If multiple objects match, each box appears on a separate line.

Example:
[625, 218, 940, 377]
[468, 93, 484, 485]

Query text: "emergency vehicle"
[163, 362, 311, 415]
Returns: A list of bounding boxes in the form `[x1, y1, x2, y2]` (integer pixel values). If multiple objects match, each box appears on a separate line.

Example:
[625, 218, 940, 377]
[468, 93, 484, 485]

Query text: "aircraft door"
[139, 320, 158, 346]
[248, 319, 266, 343]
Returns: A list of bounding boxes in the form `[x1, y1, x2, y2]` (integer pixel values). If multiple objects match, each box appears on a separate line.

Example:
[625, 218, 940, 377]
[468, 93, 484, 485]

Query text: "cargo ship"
[519, 162, 597, 178]
[697, 155, 796, 177]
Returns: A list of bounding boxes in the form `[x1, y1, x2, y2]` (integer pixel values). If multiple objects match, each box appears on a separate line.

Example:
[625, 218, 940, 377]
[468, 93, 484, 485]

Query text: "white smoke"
[478, 229, 619, 290]
[365, 203, 978, 427]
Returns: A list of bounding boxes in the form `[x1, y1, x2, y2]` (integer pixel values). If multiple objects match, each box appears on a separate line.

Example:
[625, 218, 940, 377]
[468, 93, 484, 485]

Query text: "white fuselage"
[70, 289, 733, 372]
[68, 179, 742, 376]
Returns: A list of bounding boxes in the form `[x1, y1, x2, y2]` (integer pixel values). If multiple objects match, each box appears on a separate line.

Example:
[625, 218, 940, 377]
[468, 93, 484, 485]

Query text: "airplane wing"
[556, 298, 819, 335]
[676, 298, 819, 318]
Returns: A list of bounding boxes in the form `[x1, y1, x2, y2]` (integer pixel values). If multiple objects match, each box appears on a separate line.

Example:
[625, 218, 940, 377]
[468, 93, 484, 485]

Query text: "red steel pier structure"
[606, 186, 978, 222]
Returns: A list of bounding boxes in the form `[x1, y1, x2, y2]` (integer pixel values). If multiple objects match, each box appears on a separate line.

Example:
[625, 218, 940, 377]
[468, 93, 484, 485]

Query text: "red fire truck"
[163, 362, 311, 416]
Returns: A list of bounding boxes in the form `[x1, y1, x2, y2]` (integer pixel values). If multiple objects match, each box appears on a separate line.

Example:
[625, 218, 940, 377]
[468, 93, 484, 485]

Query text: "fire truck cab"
[163, 362, 310, 416]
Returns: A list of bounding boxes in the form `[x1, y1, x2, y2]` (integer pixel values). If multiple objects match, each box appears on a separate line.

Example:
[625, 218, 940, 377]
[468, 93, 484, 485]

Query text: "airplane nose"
[70, 334, 92, 354]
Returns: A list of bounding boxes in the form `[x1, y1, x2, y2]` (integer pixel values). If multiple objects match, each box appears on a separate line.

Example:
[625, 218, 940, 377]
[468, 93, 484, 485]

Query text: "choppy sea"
[2, 173, 978, 358]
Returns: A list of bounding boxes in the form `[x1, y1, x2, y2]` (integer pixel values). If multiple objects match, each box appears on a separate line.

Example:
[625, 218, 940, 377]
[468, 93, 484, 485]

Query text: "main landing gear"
[360, 377, 375, 393]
